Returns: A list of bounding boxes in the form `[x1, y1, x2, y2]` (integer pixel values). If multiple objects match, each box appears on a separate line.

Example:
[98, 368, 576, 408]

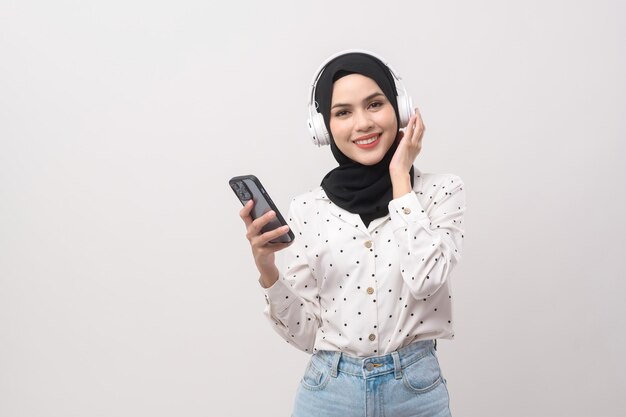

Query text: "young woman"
[238, 50, 466, 417]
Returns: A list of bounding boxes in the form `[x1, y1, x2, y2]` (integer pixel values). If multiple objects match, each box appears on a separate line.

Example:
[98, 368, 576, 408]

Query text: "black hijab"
[316, 52, 415, 227]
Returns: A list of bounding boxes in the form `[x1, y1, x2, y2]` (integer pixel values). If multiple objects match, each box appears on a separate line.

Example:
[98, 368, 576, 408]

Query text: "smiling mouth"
[353, 134, 379, 145]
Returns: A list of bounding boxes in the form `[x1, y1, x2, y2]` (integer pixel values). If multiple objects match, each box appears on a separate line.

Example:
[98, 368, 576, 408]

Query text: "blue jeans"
[292, 339, 452, 417]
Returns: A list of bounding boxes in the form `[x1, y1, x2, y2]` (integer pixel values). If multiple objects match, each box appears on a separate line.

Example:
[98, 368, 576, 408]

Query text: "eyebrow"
[331, 92, 385, 110]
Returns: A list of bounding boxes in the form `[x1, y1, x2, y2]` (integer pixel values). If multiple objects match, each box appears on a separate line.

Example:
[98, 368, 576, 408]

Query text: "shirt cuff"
[260, 276, 297, 311]
[388, 191, 429, 231]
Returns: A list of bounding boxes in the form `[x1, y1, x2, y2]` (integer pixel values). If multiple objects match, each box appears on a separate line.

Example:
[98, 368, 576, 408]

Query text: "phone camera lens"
[231, 182, 246, 199]
[233, 181, 252, 201]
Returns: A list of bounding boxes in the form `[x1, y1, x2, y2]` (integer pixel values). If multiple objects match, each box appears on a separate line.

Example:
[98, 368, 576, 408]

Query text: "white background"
[1, 1, 625, 416]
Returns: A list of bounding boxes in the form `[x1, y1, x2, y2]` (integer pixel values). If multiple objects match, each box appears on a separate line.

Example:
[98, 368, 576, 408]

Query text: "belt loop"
[391, 351, 402, 380]
[330, 351, 341, 378]
[434, 339, 437, 351]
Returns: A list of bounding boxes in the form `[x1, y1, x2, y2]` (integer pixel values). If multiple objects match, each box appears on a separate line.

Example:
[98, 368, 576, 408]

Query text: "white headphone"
[306, 49, 414, 147]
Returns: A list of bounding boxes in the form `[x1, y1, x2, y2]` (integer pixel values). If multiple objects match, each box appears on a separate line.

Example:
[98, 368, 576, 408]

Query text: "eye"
[369, 101, 383, 109]
[334, 110, 349, 117]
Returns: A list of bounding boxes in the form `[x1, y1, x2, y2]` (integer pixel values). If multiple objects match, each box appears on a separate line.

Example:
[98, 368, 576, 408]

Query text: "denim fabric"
[292, 339, 451, 417]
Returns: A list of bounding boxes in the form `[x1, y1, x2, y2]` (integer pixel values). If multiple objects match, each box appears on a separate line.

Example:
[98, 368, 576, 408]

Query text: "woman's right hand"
[239, 199, 293, 285]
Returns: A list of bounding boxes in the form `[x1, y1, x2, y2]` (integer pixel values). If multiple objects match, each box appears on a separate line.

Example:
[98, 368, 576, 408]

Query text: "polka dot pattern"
[260, 168, 466, 357]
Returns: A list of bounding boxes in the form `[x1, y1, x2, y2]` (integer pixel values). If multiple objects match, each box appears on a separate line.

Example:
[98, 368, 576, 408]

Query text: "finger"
[256, 224, 291, 246]
[239, 199, 254, 227]
[272, 240, 294, 250]
[246, 209, 277, 238]
[405, 114, 415, 133]
[262, 239, 294, 253]
[410, 112, 422, 133]
[411, 111, 424, 140]
[406, 118, 418, 144]
[414, 109, 425, 131]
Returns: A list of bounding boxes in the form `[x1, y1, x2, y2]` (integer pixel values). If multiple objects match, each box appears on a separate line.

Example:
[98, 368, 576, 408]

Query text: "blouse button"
[367, 287, 374, 295]
[364, 240, 373, 248]
[403, 207, 411, 215]
[369, 334, 376, 341]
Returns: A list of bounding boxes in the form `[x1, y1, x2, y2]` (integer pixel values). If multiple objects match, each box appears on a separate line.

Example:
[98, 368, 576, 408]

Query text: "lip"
[353, 133, 380, 142]
[353, 134, 381, 149]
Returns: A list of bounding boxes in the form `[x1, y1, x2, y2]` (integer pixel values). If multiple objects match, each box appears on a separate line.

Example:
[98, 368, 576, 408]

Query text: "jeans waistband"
[312, 339, 437, 380]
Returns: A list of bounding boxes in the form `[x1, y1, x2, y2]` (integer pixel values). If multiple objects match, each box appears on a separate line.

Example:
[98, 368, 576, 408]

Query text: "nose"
[354, 109, 374, 131]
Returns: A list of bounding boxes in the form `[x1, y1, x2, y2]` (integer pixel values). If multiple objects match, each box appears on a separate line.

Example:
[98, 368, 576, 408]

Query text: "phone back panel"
[230, 175, 293, 244]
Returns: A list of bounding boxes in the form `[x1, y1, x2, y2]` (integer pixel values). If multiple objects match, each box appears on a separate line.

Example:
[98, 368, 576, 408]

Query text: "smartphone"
[229, 175, 295, 244]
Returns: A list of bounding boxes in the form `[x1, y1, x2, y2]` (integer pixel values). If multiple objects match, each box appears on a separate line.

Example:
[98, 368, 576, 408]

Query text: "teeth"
[355, 135, 378, 145]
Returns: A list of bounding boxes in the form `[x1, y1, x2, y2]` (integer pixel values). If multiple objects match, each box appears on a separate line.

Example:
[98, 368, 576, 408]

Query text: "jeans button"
[365, 363, 374, 371]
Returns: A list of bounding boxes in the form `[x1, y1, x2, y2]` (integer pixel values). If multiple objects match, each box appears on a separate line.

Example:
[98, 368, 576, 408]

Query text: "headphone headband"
[307, 49, 405, 111]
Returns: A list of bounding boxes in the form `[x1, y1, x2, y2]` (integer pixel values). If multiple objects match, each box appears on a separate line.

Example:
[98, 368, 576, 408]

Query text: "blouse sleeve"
[258, 199, 321, 354]
[387, 174, 466, 301]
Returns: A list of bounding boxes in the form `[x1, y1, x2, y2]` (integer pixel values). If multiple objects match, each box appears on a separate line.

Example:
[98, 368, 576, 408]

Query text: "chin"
[355, 144, 392, 166]
[356, 154, 385, 166]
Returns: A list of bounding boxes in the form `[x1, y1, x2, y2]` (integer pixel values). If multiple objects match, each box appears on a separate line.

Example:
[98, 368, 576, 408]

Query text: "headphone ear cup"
[307, 109, 331, 146]
[396, 94, 415, 128]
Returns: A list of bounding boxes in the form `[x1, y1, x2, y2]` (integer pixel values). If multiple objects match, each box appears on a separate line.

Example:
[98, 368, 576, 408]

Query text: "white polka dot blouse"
[259, 167, 466, 357]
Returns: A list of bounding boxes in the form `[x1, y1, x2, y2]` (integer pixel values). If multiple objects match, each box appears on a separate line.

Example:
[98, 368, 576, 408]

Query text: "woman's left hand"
[389, 107, 425, 177]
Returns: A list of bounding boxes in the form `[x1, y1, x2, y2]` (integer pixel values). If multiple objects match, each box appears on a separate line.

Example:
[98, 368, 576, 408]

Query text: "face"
[329, 73, 398, 165]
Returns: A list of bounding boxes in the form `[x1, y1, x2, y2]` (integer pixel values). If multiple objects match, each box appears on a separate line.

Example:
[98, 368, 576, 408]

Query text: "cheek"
[384, 109, 398, 130]
[329, 119, 349, 139]
[373, 107, 397, 131]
